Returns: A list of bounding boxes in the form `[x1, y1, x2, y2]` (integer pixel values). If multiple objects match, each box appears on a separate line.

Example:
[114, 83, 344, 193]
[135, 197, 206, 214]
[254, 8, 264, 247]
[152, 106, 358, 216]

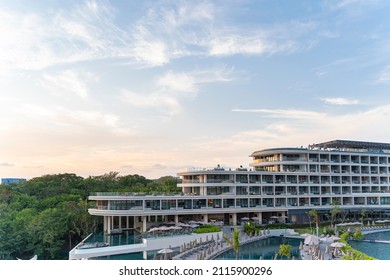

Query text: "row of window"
[95, 196, 390, 211]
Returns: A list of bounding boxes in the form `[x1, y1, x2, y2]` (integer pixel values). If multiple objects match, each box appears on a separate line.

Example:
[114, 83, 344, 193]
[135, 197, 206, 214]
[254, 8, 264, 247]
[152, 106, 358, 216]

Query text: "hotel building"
[88, 140, 390, 234]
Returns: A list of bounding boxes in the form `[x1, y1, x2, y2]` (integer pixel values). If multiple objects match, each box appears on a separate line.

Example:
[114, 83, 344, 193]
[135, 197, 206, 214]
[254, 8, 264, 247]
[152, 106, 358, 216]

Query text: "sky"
[1, 0, 390, 180]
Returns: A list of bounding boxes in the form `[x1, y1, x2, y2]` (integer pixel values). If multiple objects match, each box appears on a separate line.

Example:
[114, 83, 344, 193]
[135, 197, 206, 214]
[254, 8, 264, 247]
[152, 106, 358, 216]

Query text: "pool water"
[348, 230, 390, 260]
[85, 230, 142, 246]
[214, 237, 301, 260]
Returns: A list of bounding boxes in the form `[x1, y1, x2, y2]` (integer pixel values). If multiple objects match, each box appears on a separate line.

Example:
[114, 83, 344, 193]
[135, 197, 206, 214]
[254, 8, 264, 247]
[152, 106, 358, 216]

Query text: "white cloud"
[208, 35, 268, 56]
[120, 89, 182, 115]
[0, 1, 319, 73]
[42, 69, 97, 99]
[233, 108, 326, 120]
[377, 66, 390, 83]
[121, 67, 233, 115]
[15, 104, 121, 131]
[232, 105, 390, 145]
[321, 97, 359, 105]
[156, 72, 197, 94]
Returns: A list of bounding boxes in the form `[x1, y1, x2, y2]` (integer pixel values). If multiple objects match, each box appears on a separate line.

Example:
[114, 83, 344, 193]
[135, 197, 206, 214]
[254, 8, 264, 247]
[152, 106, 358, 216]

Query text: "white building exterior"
[88, 140, 390, 233]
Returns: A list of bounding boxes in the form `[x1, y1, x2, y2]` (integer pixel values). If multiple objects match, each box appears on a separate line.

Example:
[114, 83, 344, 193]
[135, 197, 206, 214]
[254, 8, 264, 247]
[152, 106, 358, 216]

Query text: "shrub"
[193, 224, 221, 234]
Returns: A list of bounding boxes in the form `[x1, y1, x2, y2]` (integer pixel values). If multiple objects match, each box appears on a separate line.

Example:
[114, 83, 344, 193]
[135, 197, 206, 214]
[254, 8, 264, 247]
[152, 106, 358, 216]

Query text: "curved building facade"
[88, 140, 390, 233]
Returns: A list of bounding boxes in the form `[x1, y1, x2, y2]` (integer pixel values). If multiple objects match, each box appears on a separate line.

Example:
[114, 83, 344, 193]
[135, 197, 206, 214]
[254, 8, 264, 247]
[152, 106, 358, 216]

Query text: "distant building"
[1, 178, 27, 185]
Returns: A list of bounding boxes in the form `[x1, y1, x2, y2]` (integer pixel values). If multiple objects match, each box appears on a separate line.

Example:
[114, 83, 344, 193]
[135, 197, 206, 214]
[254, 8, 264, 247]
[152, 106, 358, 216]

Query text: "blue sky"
[1, 0, 390, 179]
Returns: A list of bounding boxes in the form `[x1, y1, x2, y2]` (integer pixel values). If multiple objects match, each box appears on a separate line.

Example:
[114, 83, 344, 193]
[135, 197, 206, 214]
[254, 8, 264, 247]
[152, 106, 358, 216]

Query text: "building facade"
[88, 140, 390, 234]
[1, 178, 26, 185]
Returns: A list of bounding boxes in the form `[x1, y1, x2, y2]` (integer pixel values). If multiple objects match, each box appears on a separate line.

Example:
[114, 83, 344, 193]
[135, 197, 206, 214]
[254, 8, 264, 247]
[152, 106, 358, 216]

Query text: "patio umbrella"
[148, 227, 158, 233]
[329, 236, 340, 242]
[330, 242, 345, 248]
[158, 248, 173, 254]
[158, 226, 170, 231]
[304, 235, 319, 245]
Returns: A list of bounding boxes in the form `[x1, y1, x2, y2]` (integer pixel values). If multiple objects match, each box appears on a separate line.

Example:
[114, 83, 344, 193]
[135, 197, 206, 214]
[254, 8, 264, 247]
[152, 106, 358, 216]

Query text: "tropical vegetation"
[0, 172, 179, 260]
[193, 224, 221, 234]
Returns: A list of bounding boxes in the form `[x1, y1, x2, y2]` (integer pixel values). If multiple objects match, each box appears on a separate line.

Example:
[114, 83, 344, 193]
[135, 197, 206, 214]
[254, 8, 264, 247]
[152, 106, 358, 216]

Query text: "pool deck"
[173, 227, 295, 260]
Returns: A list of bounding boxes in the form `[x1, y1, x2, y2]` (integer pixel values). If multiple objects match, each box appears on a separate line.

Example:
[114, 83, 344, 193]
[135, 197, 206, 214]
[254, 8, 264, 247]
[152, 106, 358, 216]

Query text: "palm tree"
[330, 201, 341, 227]
[308, 209, 319, 236]
[224, 227, 240, 259]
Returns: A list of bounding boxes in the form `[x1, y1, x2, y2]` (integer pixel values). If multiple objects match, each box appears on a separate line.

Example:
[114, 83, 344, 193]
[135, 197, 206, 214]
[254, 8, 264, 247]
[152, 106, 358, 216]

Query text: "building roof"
[250, 139, 390, 157]
[310, 140, 390, 150]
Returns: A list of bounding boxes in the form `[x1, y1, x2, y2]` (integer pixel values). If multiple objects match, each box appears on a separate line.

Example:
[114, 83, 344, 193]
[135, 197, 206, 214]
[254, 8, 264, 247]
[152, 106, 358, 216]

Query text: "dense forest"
[0, 172, 180, 260]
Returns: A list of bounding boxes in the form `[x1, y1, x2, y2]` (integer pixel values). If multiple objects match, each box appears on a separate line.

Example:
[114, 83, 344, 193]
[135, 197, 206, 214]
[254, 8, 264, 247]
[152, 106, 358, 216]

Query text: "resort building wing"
[88, 139, 390, 234]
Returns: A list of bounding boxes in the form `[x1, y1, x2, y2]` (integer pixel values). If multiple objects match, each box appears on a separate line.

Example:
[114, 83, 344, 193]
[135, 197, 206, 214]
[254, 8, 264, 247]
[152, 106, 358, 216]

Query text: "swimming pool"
[214, 237, 301, 260]
[348, 230, 390, 260]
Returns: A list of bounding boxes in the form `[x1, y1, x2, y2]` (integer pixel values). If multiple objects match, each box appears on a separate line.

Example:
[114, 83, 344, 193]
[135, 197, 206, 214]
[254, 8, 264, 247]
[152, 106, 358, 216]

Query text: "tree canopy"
[0, 172, 180, 260]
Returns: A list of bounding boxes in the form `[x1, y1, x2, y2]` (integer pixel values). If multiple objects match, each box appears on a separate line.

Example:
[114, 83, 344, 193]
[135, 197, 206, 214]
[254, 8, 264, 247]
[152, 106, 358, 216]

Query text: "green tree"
[308, 209, 319, 236]
[330, 201, 341, 227]
[243, 221, 256, 235]
[224, 227, 240, 259]
[353, 229, 364, 240]
[360, 209, 367, 225]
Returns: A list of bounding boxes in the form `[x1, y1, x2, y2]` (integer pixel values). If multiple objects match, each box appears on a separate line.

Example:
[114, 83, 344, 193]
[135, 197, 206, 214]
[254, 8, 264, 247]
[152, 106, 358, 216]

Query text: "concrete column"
[126, 216, 129, 229]
[143, 216, 147, 232]
[174, 215, 179, 224]
[231, 213, 237, 226]
[107, 216, 112, 234]
[119, 216, 122, 230]
[203, 214, 208, 223]
[111, 216, 114, 231]
[257, 212, 263, 225]
[103, 216, 107, 233]
[143, 250, 148, 260]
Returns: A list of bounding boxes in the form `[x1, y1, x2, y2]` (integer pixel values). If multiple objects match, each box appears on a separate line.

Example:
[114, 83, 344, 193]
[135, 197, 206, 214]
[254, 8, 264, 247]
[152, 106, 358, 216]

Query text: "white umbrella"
[329, 236, 340, 242]
[320, 236, 331, 243]
[158, 248, 173, 254]
[148, 227, 158, 233]
[304, 235, 319, 245]
[158, 226, 170, 231]
[330, 242, 345, 248]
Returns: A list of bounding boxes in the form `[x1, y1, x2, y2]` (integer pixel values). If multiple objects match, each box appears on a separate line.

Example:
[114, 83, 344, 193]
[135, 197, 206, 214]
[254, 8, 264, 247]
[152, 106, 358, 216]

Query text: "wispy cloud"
[121, 67, 233, 115]
[232, 108, 326, 120]
[0, 162, 13, 167]
[202, 104, 390, 165]
[120, 89, 182, 115]
[41, 69, 98, 99]
[321, 97, 359, 105]
[156, 71, 197, 94]
[377, 65, 390, 83]
[16, 104, 121, 132]
[0, 1, 320, 73]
